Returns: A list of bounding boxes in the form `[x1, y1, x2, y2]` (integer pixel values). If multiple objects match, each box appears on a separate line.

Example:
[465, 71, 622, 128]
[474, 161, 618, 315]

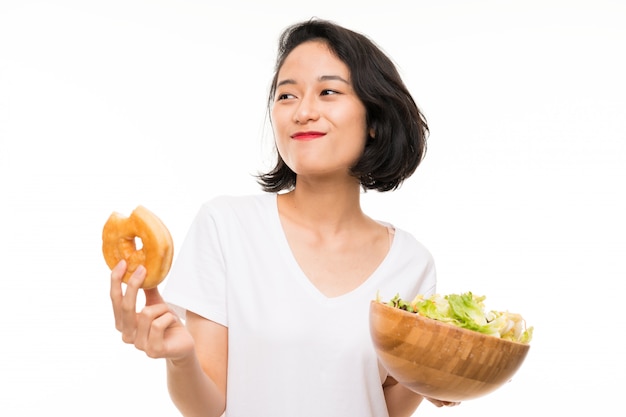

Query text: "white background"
[1, 0, 624, 415]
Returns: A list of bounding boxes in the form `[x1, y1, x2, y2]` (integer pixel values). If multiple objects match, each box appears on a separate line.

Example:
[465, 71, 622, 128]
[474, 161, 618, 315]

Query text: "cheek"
[270, 114, 289, 157]
[345, 115, 369, 148]
[271, 108, 289, 137]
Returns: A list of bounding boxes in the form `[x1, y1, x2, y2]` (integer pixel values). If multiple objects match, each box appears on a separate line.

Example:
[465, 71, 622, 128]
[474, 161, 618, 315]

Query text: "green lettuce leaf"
[379, 291, 533, 344]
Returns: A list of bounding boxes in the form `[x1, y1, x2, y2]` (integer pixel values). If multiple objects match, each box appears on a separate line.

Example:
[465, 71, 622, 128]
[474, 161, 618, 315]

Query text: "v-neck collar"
[267, 193, 398, 302]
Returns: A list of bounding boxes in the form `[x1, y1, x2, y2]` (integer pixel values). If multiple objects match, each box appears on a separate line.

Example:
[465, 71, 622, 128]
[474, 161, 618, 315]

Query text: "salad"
[378, 291, 533, 344]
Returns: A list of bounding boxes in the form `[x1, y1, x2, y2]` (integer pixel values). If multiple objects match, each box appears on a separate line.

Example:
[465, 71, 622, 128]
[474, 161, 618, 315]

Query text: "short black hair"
[257, 18, 428, 192]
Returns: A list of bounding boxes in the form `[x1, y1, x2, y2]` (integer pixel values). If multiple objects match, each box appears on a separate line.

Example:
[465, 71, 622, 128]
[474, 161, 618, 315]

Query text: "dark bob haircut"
[257, 18, 428, 192]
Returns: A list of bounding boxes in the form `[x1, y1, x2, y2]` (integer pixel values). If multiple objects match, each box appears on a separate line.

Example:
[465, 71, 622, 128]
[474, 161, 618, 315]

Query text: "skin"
[111, 261, 227, 417]
[271, 40, 389, 298]
[110, 39, 458, 417]
[272, 40, 457, 415]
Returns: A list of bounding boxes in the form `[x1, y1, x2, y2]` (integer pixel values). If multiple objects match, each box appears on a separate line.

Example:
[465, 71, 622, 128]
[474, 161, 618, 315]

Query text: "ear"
[369, 127, 375, 138]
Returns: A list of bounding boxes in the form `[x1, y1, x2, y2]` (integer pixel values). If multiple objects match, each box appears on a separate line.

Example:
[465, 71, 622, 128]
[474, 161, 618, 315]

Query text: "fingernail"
[113, 259, 126, 271]
[131, 265, 145, 277]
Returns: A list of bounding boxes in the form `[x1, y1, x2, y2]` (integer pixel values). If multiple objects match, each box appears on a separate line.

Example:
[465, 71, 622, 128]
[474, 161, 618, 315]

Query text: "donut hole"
[134, 236, 144, 250]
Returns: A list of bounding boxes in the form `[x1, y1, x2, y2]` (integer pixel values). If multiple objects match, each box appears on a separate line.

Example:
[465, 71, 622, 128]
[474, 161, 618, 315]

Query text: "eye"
[276, 93, 295, 101]
[321, 89, 340, 96]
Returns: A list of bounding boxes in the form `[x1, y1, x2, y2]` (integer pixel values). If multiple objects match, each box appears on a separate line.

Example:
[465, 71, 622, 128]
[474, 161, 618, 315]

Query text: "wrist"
[167, 351, 198, 370]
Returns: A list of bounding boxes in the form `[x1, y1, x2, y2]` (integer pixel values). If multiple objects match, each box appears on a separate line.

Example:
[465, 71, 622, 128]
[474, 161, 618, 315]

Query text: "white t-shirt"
[164, 194, 436, 417]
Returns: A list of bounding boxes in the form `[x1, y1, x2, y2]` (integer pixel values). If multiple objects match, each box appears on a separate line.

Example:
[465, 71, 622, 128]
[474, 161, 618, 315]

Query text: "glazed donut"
[102, 205, 174, 289]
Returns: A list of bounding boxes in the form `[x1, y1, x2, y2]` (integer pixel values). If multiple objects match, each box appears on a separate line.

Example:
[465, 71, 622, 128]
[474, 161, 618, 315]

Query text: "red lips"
[291, 131, 326, 141]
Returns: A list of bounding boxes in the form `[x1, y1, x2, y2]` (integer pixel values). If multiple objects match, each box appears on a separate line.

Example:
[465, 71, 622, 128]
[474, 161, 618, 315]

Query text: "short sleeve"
[162, 202, 228, 326]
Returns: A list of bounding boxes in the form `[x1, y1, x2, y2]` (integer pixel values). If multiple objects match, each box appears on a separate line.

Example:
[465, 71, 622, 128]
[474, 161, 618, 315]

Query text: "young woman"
[110, 18, 458, 417]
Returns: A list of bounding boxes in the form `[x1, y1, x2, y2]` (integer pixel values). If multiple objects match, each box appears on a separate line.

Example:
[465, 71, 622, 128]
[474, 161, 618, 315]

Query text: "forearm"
[167, 354, 226, 417]
[384, 378, 424, 417]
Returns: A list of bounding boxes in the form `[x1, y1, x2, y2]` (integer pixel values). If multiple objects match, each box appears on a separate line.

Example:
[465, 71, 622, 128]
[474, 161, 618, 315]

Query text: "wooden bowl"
[369, 300, 530, 402]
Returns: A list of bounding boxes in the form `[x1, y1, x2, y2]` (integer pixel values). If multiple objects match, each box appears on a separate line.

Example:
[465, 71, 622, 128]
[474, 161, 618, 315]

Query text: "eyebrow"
[276, 75, 350, 88]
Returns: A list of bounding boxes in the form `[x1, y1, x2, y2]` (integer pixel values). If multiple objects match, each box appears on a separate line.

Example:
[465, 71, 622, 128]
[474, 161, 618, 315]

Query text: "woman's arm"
[383, 375, 461, 416]
[166, 312, 228, 417]
[383, 376, 424, 417]
[111, 261, 228, 417]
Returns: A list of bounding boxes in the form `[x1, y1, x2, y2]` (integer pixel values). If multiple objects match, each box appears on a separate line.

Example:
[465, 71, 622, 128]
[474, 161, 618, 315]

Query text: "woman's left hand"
[426, 397, 461, 407]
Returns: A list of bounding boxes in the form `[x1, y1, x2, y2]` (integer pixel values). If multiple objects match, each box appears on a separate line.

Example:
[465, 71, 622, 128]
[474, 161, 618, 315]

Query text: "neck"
[278, 177, 365, 232]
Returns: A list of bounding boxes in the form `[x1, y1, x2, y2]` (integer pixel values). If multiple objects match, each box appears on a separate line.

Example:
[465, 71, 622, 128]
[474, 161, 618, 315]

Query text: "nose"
[293, 94, 320, 124]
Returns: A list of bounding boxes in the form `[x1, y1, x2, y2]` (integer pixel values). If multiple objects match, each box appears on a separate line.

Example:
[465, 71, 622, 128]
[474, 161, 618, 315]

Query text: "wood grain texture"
[369, 301, 530, 402]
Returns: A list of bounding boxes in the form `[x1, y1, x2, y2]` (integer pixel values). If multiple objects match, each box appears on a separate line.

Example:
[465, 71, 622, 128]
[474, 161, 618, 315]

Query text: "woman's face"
[271, 40, 369, 182]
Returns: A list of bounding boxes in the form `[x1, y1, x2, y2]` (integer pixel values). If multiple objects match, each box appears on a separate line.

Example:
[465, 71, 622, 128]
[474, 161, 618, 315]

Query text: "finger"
[110, 260, 127, 331]
[434, 400, 460, 407]
[144, 286, 165, 306]
[134, 302, 171, 353]
[145, 309, 180, 358]
[427, 398, 456, 408]
[120, 265, 146, 344]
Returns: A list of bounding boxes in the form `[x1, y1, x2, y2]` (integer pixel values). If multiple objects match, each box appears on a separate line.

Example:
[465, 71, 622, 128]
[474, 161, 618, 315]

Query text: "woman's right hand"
[110, 260, 195, 361]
